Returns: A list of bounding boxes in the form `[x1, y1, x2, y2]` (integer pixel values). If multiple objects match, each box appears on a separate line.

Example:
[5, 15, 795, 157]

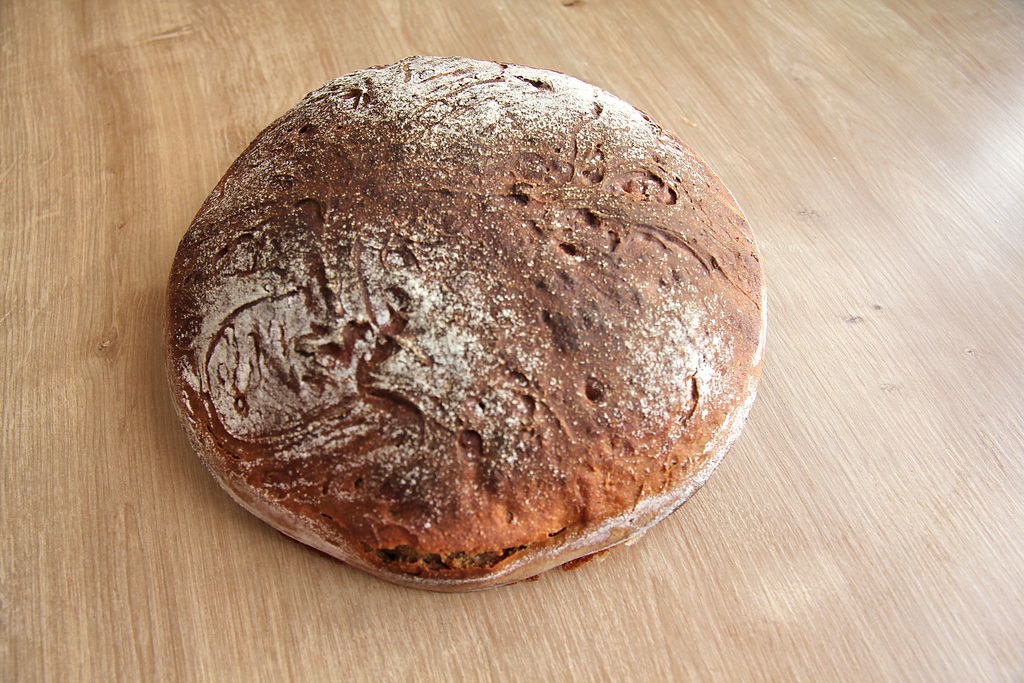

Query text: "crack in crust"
[368, 542, 529, 572]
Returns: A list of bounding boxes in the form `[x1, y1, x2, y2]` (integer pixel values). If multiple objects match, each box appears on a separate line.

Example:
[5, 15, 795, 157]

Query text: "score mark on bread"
[165, 56, 765, 591]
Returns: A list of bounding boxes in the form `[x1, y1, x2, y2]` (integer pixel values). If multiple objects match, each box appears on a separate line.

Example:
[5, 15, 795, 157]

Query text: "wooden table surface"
[4, 1, 1024, 680]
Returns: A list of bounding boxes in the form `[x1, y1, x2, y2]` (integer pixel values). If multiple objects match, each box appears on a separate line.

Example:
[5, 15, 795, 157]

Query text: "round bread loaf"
[166, 56, 765, 591]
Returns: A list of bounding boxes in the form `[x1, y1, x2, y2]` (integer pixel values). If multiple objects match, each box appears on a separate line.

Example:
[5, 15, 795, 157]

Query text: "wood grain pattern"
[2, 0, 1023, 680]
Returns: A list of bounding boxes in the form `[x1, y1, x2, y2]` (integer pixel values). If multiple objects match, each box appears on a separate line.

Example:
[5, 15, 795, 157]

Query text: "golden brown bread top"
[166, 56, 764, 588]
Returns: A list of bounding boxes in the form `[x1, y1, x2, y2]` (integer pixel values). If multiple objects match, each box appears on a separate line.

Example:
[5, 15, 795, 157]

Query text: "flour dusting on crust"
[166, 56, 765, 590]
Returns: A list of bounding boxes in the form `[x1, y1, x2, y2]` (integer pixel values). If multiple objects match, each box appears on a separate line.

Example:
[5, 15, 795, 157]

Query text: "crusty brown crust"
[165, 56, 765, 591]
